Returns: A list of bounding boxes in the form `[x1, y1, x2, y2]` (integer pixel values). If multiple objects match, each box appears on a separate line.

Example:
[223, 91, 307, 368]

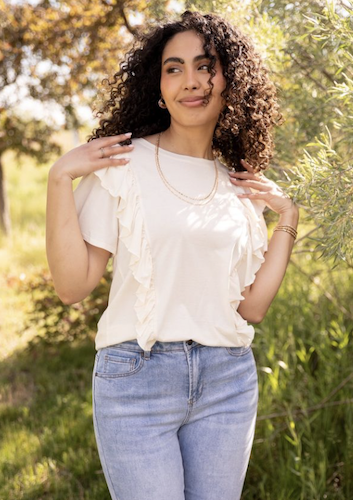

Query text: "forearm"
[237, 206, 299, 323]
[46, 166, 91, 303]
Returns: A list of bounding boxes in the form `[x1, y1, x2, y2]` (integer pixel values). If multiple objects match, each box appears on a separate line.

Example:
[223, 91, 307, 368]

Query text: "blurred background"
[0, 0, 352, 498]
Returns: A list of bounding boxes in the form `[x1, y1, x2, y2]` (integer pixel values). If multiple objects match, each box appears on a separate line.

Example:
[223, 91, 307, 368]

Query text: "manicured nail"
[124, 132, 132, 137]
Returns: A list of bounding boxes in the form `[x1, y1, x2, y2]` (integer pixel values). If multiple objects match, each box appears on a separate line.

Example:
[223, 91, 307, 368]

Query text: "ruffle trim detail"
[94, 167, 156, 351]
[242, 199, 268, 289]
[229, 199, 268, 338]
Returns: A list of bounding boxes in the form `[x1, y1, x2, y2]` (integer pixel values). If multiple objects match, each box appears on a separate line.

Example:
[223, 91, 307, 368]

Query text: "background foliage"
[1, 0, 352, 498]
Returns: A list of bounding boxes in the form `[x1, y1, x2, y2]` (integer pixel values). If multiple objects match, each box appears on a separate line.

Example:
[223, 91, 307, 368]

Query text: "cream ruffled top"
[74, 138, 268, 352]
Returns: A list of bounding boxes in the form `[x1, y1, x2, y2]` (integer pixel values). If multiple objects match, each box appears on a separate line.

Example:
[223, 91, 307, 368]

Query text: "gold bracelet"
[274, 225, 298, 240]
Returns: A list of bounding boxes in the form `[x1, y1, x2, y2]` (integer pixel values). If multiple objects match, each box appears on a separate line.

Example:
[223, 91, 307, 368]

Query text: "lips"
[178, 96, 207, 108]
[179, 96, 205, 103]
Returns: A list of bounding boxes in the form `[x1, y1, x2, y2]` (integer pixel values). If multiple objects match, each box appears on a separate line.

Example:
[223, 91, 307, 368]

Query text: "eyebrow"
[163, 54, 209, 66]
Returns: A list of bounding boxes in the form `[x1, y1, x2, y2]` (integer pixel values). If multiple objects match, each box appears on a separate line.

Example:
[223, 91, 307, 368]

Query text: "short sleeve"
[234, 199, 268, 294]
[73, 172, 119, 255]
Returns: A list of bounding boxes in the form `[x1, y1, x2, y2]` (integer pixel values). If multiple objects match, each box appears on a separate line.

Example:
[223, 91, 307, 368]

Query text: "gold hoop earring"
[158, 97, 167, 109]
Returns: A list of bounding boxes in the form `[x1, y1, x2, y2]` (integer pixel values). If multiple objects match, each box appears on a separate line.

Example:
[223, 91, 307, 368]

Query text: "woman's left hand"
[229, 159, 294, 215]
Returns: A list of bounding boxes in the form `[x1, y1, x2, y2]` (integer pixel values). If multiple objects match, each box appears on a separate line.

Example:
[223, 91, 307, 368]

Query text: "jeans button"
[187, 339, 193, 345]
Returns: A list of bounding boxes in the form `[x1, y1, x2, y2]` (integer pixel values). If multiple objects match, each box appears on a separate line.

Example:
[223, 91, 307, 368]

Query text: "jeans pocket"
[95, 346, 145, 378]
[225, 345, 252, 357]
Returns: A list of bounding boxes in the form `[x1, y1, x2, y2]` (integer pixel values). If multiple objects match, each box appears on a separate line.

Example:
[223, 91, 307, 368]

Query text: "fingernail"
[125, 132, 132, 137]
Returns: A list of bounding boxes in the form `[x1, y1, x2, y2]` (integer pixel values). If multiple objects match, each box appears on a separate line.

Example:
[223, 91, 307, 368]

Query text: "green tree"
[241, 0, 353, 261]
[0, 0, 173, 234]
[193, 0, 353, 261]
[288, 1, 353, 263]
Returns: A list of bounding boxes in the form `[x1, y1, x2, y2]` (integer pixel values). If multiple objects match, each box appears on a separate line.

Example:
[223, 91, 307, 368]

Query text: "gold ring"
[100, 147, 105, 158]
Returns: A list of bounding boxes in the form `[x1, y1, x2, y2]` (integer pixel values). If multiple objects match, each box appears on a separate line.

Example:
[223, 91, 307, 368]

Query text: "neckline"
[139, 137, 215, 165]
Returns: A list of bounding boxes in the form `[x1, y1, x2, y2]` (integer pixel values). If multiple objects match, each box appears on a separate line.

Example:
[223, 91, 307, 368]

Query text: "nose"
[183, 68, 201, 90]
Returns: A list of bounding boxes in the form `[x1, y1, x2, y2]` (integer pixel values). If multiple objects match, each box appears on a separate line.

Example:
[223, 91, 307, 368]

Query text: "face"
[160, 30, 227, 130]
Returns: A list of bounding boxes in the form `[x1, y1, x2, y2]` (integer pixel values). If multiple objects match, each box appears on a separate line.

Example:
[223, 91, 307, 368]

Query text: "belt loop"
[143, 350, 151, 360]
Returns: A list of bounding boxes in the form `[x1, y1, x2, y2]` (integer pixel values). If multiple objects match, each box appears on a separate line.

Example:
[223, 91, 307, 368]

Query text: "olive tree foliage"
[0, 0, 172, 234]
[288, 1, 353, 264]
[244, 0, 353, 263]
[189, 0, 353, 263]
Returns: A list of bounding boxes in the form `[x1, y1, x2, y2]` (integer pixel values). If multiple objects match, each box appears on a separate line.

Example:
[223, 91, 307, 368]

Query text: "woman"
[46, 11, 298, 500]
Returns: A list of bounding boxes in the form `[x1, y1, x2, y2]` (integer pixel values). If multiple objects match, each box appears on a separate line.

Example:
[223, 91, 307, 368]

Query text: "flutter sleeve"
[237, 199, 268, 293]
[73, 170, 119, 255]
[227, 198, 268, 343]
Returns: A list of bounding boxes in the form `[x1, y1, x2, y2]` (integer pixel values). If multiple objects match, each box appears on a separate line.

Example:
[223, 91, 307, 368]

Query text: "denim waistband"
[105, 339, 204, 353]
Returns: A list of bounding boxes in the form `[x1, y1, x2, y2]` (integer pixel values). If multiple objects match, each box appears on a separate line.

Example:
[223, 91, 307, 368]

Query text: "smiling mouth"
[179, 97, 207, 107]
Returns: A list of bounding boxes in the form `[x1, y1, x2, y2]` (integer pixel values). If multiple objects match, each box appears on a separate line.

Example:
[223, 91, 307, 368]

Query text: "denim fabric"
[92, 339, 258, 500]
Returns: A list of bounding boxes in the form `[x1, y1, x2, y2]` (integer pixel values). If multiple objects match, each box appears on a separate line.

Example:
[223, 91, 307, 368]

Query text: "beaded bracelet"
[274, 225, 298, 240]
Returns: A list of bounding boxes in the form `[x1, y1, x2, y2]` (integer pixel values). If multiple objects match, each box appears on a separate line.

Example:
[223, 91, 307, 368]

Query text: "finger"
[97, 156, 131, 168]
[230, 179, 271, 191]
[229, 171, 266, 181]
[237, 191, 269, 199]
[240, 159, 255, 173]
[99, 144, 134, 158]
[96, 133, 133, 148]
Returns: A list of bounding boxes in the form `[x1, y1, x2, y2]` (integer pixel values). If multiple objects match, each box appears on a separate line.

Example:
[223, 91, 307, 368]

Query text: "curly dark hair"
[89, 10, 282, 172]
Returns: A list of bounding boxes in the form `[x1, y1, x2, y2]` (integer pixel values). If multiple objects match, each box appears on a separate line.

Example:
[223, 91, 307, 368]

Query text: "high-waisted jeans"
[92, 339, 258, 500]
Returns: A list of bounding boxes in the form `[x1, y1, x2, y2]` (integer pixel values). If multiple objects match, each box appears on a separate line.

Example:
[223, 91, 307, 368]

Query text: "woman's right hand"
[50, 132, 133, 181]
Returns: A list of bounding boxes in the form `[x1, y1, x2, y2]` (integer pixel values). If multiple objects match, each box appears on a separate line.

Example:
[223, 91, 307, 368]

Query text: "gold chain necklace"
[155, 132, 218, 205]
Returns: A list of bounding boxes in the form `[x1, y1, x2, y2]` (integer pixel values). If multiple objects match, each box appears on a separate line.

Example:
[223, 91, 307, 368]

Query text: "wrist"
[278, 204, 299, 227]
[49, 162, 74, 184]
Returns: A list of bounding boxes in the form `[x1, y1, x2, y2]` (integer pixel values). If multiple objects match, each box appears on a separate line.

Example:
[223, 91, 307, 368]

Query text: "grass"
[0, 341, 100, 500]
[0, 143, 352, 499]
[0, 151, 48, 360]
[248, 263, 353, 499]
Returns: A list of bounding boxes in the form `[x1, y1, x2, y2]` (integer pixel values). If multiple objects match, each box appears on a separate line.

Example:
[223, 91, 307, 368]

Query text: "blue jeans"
[92, 339, 258, 500]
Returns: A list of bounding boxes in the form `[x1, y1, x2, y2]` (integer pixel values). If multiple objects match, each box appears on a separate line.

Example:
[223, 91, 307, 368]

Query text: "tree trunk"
[0, 155, 11, 236]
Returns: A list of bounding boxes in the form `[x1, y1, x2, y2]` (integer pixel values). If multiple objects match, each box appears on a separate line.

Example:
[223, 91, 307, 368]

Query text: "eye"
[166, 67, 181, 74]
[198, 64, 210, 71]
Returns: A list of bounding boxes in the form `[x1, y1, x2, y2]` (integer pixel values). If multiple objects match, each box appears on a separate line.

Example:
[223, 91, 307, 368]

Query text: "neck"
[160, 123, 215, 160]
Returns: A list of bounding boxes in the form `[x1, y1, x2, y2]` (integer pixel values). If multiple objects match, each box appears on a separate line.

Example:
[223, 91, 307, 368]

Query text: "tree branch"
[295, 225, 322, 245]
[287, 52, 329, 91]
[119, 5, 139, 37]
